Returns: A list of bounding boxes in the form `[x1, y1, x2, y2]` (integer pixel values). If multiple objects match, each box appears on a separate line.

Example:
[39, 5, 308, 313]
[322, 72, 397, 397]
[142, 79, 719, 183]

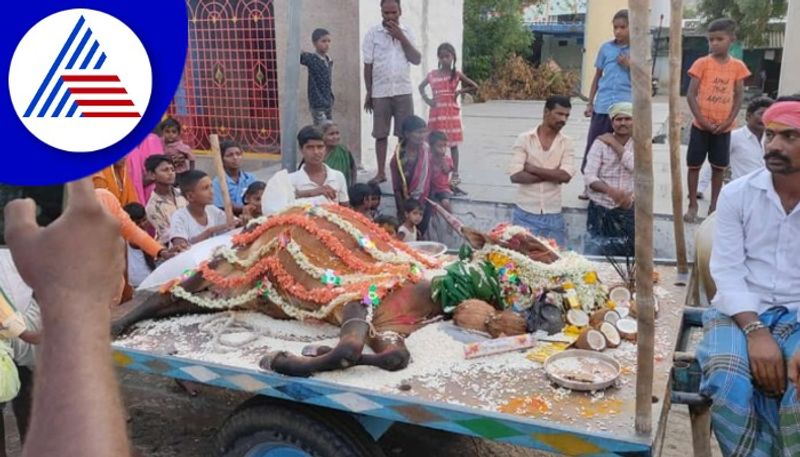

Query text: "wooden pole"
[669, 0, 688, 276]
[629, 0, 655, 435]
[209, 134, 234, 225]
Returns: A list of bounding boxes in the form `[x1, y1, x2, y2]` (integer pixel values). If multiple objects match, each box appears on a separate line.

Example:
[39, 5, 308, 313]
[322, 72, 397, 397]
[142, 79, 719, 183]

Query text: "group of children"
[94, 118, 268, 287]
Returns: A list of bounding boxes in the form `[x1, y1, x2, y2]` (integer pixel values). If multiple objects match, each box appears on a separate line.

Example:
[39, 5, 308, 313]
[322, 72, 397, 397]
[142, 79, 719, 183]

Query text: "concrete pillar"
[581, 0, 628, 95]
[779, 0, 800, 96]
[275, 0, 362, 164]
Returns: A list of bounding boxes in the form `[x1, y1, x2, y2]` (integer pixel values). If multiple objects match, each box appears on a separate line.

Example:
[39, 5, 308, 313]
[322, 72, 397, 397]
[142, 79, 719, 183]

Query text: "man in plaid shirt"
[583, 102, 635, 256]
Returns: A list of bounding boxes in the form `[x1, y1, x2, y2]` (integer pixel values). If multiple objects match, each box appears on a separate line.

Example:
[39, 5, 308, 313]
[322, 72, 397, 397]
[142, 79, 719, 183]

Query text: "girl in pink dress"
[418, 43, 478, 186]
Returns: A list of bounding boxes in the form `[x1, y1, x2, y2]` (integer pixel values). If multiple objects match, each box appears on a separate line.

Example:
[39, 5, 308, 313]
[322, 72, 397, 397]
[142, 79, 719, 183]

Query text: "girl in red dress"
[418, 43, 478, 187]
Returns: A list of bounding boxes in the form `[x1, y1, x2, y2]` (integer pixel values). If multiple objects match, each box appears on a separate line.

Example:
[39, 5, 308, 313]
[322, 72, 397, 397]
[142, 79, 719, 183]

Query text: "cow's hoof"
[259, 351, 289, 371]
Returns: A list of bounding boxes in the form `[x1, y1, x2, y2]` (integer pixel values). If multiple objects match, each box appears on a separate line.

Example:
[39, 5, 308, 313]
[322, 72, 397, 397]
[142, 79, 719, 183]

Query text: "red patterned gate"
[169, 0, 281, 153]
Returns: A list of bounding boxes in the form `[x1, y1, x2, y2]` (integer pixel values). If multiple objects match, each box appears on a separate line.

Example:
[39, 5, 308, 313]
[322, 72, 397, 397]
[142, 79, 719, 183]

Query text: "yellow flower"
[583, 271, 598, 285]
[607, 299, 617, 309]
[488, 252, 511, 269]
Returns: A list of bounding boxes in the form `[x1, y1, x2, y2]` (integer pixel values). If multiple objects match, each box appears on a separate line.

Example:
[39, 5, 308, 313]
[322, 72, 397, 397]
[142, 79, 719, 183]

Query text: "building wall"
[274, 0, 362, 163]
[780, 0, 800, 95]
[541, 35, 583, 73]
[358, 0, 464, 171]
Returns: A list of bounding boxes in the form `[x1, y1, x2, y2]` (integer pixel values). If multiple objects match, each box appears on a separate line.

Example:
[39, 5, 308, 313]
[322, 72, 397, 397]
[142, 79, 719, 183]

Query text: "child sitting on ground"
[398, 199, 423, 242]
[144, 154, 188, 245]
[374, 214, 399, 238]
[428, 131, 454, 213]
[123, 203, 157, 287]
[170, 170, 237, 250]
[349, 183, 373, 218]
[367, 182, 383, 219]
[241, 181, 266, 223]
[159, 118, 195, 175]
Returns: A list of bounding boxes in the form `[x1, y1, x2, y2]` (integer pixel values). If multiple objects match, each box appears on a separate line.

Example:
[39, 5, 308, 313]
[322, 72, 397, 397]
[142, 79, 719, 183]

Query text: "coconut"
[566, 308, 590, 327]
[609, 286, 631, 305]
[599, 322, 621, 348]
[453, 300, 497, 333]
[590, 309, 620, 328]
[616, 318, 638, 341]
[574, 328, 607, 352]
[487, 309, 528, 338]
[616, 306, 630, 319]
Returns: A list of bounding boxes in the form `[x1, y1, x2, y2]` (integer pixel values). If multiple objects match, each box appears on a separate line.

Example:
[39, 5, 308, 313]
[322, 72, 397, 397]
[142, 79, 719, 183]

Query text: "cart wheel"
[216, 399, 385, 457]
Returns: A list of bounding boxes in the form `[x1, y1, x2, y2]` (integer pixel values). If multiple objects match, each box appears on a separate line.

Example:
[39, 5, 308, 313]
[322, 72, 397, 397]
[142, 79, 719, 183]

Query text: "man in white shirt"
[728, 97, 774, 181]
[696, 99, 800, 456]
[362, 0, 421, 184]
[262, 126, 349, 216]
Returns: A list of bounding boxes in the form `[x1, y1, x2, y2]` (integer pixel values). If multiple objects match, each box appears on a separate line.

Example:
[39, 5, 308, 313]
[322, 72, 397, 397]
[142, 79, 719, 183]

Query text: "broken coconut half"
[590, 309, 620, 328]
[566, 308, 590, 327]
[616, 318, 638, 341]
[609, 286, 631, 305]
[574, 328, 607, 352]
[599, 322, 621, 348]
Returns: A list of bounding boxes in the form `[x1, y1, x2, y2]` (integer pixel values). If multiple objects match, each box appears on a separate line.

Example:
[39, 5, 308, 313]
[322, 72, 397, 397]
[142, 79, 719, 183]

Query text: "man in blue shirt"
[580, 9, 632, 199]
[212, 140, 256, 215]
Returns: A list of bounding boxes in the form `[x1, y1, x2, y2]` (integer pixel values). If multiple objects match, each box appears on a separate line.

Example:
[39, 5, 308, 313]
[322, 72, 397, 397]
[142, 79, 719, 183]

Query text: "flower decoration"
[321, 269, 342, 288]
[362, 284, 381, 307]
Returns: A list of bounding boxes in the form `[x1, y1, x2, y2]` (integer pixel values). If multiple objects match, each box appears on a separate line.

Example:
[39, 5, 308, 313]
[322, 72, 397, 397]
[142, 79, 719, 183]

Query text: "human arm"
[5, 178, 131, 457]
[597, 134, 635, 172]
[385, 22, 421, 65]
[715, 79, 746, 134]
[458, 72, 479, 95]
[295, 186, 338, 200]
[585, 69, 603, 117]
[584, 142, 631, 208]
[508, 134, 544, 184]
[362, 30, 374, 113]
[363, 64, 374, 113]
[95, 189, 165, 260]
[419, 79, 434, 107]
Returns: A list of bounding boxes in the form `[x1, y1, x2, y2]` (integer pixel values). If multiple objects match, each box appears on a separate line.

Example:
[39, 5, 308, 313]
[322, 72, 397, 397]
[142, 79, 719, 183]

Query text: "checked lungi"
[697, 307, 800, 457]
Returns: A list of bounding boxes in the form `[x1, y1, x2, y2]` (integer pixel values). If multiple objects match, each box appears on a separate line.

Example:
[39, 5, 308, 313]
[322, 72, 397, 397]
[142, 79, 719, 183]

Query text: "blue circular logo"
[2, 1, 188, 185]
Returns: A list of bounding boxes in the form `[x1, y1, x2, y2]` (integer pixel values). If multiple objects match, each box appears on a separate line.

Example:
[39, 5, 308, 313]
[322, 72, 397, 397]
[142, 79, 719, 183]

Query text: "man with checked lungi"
[697, 99, 800, 457]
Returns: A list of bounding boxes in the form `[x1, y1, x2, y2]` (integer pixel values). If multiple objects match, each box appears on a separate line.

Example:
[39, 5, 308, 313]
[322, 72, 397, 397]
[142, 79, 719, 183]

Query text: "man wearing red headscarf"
[696, 98, 800, 455]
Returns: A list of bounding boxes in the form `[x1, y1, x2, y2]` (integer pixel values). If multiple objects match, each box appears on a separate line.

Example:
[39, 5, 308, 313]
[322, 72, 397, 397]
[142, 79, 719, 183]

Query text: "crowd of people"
[0, 1, 798, 456]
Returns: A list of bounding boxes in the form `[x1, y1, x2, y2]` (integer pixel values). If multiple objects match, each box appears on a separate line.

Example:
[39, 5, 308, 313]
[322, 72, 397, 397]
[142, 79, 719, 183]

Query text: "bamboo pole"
[629, 0, 656, 435]
[209, 134, 234, 225]
[669, 0, 689, 276]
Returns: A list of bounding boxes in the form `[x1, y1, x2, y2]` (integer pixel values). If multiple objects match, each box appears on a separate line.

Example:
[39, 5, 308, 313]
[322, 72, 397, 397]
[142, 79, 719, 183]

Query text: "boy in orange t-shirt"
[684, 18, 751, 222]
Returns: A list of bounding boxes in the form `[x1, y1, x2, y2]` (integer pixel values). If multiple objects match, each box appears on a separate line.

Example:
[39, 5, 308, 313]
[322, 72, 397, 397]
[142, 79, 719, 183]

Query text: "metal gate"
[169, 0, 281, 153]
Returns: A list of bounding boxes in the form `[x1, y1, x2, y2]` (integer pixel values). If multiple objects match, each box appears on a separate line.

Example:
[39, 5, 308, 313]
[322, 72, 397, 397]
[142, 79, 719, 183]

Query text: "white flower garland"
[172, 285, 262, 310]
[311, 207, 418, 265]
[285, 240, 394, 285]
[475, 246, 603, 311]
[214, 238, 279, 268]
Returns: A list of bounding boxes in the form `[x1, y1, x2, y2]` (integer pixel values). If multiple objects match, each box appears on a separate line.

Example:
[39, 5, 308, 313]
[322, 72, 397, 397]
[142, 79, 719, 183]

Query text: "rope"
[340, 317, 377, 339]
[198, 312, 259, 352]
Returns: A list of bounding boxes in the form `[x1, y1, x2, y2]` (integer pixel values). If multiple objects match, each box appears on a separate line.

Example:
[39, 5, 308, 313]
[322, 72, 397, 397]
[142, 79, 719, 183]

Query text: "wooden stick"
[209, 134, 234, 225]
[669, 0, 689, 275]
[629, 0, 656, 436]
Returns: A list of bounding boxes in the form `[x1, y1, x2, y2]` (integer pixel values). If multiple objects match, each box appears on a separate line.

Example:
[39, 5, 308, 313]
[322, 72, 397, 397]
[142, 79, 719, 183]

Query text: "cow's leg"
[110, 270, 212, 336]
[357, 332, 410, 371]
[260, 302, 369, 377]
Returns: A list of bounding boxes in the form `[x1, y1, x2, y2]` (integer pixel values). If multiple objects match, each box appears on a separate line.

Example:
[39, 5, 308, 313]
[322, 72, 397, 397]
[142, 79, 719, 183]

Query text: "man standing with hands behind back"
[362, 0, 421, 185]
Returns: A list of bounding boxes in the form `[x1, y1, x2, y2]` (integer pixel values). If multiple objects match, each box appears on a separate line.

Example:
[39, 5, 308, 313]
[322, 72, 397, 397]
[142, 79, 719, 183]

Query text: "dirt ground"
[3, 369, 720, 457]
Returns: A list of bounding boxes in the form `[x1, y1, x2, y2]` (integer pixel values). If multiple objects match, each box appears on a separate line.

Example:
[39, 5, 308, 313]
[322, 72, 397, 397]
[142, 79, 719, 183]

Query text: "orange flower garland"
[325, 204, 439, 268]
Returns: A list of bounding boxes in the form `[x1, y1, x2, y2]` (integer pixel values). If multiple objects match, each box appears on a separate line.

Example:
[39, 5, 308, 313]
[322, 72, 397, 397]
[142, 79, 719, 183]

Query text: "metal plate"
[544, 349, 621, 391]
[407, 241, 448, 257]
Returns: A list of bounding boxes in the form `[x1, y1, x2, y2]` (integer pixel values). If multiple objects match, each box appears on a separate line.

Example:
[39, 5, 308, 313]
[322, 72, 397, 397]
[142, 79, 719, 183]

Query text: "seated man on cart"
[697, 99, 800, 456]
